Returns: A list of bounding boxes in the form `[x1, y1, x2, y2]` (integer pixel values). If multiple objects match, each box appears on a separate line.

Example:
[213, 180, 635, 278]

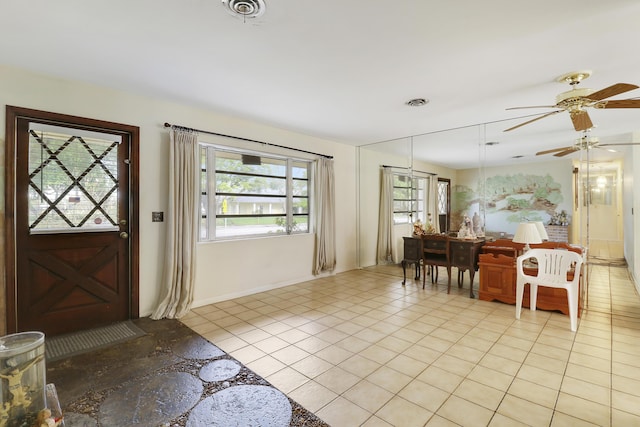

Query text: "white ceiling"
[2, 0, 640, 169]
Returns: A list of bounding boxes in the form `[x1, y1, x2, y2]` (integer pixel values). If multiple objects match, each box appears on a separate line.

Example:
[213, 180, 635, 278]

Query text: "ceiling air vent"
[222, 0, 266, 19]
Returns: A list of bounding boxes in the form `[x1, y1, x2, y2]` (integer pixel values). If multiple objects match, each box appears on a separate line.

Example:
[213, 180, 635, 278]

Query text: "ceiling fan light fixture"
[556, 70, 592, 85]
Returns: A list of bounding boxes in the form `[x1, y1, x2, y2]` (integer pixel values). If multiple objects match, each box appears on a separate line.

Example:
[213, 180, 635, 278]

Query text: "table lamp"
[534, 221, 549, 241]
[513, 222, 542, 252]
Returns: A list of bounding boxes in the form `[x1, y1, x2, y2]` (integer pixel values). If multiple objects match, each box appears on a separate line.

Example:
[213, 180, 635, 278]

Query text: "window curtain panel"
[377, 167, 397, 264]
[313, 157, 336, 275]
[428, 174, 440, 233]
[151, 127, 200, 319]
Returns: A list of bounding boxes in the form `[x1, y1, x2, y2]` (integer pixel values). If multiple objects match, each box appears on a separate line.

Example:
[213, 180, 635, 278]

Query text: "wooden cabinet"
[479, 253, 516, 304]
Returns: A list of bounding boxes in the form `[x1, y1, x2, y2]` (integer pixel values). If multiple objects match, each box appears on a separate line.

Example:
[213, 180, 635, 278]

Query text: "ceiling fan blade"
[554, 148, 579, 157]
[570, 110, 593, 131]
[599, 143, 640, 147]
[506, 105, 557, 110]
[601, 99, 640, 108]
[503, 110, 562, 132]
[536, 146, 574, 156]
[588, 83, 639, 101]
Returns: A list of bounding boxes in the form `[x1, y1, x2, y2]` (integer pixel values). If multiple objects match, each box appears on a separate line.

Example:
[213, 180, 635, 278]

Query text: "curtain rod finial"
[164, 122, 172, 128]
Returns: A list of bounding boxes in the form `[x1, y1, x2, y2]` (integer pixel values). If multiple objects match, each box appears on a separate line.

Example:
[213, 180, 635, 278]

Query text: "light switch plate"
[152, 212, 164, 222]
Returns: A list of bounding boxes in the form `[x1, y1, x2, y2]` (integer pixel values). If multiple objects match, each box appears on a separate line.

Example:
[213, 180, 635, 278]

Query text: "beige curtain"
[377, 167, 396, 263]
[151, 127, 200, 319]
[313, 157, 336, 275]
[428, 174, 440, 233]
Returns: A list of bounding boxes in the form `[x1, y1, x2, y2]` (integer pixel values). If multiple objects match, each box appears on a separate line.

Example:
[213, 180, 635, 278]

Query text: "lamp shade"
[534, 221, 549, 241]
[513, 222, 542, 245]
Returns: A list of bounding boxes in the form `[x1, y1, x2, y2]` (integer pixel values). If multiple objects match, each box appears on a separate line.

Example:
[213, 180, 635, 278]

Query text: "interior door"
[5, 106, 139, 336]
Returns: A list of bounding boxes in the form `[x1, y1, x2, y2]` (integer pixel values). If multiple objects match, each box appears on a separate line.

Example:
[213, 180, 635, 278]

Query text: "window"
[200, 145, 311, 240]
[392, 173, 427, 224]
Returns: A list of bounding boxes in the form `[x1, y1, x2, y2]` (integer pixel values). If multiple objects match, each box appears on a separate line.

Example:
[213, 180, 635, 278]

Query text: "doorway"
[5, 106, 140, 336]
[576, 160, 624, 261]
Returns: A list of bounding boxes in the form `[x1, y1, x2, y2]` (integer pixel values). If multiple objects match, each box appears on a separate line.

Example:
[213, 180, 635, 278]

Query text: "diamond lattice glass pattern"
[28, 128, 120, 232]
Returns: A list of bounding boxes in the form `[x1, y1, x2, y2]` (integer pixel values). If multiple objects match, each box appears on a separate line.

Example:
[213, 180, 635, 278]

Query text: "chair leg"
[422, 263, 426, 289]
[446, 266, 452, 294]
[515, 280, 524, 320]
[567, 287, 578, 332]
[530, 284, 538, 312]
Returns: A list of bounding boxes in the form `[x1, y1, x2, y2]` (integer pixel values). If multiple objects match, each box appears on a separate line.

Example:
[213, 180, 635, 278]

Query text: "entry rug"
[45, 318, 329, 427]
[45, 320, 146, 362]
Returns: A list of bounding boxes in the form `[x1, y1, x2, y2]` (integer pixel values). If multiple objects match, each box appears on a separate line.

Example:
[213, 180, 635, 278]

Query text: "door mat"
[45, 321, 146, 362]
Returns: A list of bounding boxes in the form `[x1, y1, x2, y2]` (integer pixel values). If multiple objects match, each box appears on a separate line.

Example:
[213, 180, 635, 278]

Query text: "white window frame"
[393, 173, 429, 225]
[200, 143, 312, 241]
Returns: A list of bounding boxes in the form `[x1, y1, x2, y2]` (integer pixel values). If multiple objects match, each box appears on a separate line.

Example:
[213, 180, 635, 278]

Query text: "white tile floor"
[182, 263, 640, 427]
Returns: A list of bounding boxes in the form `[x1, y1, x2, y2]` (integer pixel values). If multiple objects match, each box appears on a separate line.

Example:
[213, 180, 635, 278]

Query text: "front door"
[5, 106, 139, 336]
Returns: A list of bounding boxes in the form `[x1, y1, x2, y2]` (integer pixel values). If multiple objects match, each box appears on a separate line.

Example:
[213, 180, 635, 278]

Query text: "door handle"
[120, 232, 129, 239]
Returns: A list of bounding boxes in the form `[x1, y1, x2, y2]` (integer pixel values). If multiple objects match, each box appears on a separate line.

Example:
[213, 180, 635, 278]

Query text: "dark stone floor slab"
[46, 318, 329, 427]
[187, 385, 292, 427]
[99, 371, 202, 426]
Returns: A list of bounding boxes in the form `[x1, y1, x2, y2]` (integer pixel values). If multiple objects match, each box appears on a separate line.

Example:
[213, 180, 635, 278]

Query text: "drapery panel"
[313, 157, 336, 275]
[151, 127, 199, 319]
[428, 174, 440, 233]
[377, 167, 396, 264]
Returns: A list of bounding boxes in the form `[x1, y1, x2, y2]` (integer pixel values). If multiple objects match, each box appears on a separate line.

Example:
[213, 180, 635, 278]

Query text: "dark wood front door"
[5, 106, 139, 336]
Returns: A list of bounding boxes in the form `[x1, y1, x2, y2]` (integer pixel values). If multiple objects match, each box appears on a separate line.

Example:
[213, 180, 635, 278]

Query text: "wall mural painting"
[453, 173, 564, 235]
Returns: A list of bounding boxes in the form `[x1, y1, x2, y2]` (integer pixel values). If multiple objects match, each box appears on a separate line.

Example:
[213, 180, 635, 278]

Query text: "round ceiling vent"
[406, 98, 429, 107]
[222, 0, 266, 19]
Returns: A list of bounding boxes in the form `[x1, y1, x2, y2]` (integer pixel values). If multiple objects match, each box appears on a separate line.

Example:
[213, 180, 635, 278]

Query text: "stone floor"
[46, 317, 328, 426]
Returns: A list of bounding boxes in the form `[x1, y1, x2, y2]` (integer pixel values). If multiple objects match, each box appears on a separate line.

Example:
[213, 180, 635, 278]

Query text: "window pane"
[215, 215, 287, 237]
[293, 215, 309, 232]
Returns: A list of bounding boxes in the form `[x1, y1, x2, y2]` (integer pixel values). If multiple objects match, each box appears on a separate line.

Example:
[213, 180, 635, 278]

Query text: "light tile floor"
[181, 263, 640, 427]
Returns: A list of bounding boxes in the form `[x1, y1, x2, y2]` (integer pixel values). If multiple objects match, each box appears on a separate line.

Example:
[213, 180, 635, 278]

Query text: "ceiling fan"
[535, 132, 640, 157]
[504, 70, 640, 132]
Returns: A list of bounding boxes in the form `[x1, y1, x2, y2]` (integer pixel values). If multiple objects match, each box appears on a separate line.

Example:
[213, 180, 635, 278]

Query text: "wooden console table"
[403, 235, 485, 298]
[449, 237, 485, 298]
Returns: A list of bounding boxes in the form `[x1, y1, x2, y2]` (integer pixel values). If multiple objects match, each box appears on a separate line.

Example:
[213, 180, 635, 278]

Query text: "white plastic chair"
[515, 248, 584, 331]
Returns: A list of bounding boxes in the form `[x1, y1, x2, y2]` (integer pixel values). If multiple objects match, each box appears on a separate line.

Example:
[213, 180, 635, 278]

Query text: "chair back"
[517, 248, 583, 288]
[421, 234, 450, 267]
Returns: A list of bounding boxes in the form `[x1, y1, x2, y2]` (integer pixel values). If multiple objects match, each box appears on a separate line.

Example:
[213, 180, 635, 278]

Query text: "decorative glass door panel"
[28, 124, 121, 233]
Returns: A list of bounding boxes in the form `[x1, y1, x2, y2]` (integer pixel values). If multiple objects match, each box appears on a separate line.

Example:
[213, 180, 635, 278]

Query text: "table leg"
[401, 260, 407, 285]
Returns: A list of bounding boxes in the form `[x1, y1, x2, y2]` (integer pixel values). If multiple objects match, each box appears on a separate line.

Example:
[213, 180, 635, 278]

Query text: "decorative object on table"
[512, 222, 542, 252]
[472, 212, 484, 237]
[549, 210, 570, 226]
[457, 214, 476, 239]
[412, 219, 425, 236]
[425, 213, 436, 234]
[0, 332, 46, 427]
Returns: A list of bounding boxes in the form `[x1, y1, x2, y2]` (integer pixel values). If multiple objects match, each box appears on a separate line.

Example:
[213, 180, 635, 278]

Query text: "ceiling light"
[406, 98, 429, 107]
[222, 0, 266, 19]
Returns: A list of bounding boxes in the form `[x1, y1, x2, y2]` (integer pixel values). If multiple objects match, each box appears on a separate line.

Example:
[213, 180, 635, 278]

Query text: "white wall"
[626, 138, 640, 292]
[0, 65, 358, 317]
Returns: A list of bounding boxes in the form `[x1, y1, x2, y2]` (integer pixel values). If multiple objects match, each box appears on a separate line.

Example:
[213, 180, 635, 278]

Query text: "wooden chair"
[515, 248, 584, 331]
[421, 234, 451, 291]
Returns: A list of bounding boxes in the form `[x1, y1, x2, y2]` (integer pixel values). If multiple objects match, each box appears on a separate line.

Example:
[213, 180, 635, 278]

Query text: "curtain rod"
[382, 164, 436, 176]
[164, 122, 333, 159]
